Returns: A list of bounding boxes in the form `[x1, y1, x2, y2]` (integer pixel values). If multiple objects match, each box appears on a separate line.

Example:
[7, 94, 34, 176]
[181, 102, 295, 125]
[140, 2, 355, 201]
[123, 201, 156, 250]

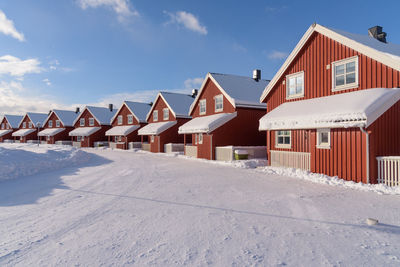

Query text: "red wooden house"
[259, 24, 400, 185]
[69, 105, 117, 147]
[138, 92, 194, 153]
[12, 112, 48, 143]
[0, 115, 23, 142]
[106, 101, 151, 150]
[38, 109, 80, 144]
[179, 72, 268, 160]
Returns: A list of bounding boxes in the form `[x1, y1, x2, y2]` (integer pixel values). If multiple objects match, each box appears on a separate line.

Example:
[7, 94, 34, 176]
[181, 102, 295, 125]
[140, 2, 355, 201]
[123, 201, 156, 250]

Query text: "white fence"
[142, 143, 150, 151]
[270, 150, 311, 171]
[165, 143, 184, 154]
[377, 156, 400, 186]
[185, 145, 197, 157]
[215, 146, 267, 161]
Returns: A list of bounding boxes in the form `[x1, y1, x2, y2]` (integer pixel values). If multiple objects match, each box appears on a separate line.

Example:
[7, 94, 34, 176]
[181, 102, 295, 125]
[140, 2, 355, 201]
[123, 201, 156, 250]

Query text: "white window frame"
[286, 71, 304, 99]
[194, 134, 198, 145]
[198, 133, 203, 144]
[214, 95, 223, 112]
[163, 108, 169, 120]
[1, 123, 4, 129]
[150, 135, 155, 143]
[89, 118, 94, 126]
[80, 118, 85, 127]
[56, 120, 61, 127]
[199, 99, 206, 115]
[29, 122, 33, 128]
[77, 136, 82, 142]
[316, 128, 331, 149]
[117, 115, 123, 125]
[153, 110, 158, 122]
[23, 122, 26, 128]
[275, 130, 291, 148]
[332, 56, 359, 92]
[127, 115, 133, 124]
[48, 120, 53, 128]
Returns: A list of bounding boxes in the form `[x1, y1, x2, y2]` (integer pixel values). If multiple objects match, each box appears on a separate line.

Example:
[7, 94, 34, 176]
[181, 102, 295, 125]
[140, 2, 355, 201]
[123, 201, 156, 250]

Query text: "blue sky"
[0, 0, 400, 115]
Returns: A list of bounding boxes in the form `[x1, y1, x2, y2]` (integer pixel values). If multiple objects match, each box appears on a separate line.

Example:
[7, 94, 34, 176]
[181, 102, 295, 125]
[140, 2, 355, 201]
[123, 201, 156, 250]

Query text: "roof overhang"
[12, 129, 36, 137]
[38, 128, 65, 137]
[105, 125, 140, 136]
[69, 127, 101, 137]
[0, 129, 13, 137]
[178, 112, 237, 134]
[138, 121, 177, 136]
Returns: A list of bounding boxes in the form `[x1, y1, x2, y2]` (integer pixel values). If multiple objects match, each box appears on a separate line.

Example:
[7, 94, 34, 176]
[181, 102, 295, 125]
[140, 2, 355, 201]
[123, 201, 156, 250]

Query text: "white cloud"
[267, 50, 288, 60]
[184, 77, 203, 89]
[232, 42, 247, 53]
[164, 11, 207, 35]
[43, 78, 51, 86]
[0, 10, 25, 42]
[78, 0, 139, 22]
[0, 55, 43, 77]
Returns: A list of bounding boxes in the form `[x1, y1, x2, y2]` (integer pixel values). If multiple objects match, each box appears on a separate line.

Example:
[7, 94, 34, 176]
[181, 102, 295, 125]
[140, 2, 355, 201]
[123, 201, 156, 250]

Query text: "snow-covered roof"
[0, 129, 12, 137]
[12, 129, 36, 137]
[44, 110, 79, 127]
[260, 23, 400, 102]
[138, 121, 177, 136]
[20, 112, 48, 128]
[38, 128, 65, 137]
[69, 127, 101, 137]
[105, 125, 140, 136]
[74, 106, 117, 126]
[146, 92, 193, 121]
[4, 115, 23, 128]
[111, 101, 150, 124]
[178, 112, 237, 134]
[259, 88, 400, 130]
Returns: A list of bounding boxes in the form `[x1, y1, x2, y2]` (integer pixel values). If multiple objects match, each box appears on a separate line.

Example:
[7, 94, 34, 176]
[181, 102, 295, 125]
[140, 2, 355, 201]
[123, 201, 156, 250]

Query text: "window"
[114, 136, 118, 142]
[89, 118, 94, 126]
[163, 108, 169, 120]
[198, 133, 203, 144]
[317, 129, 331, 149]
[332, 56, 358, 91]
[151, 135, 154, 143]
[117, 115, 123, 125]
[127, 115, 133, 124]
[29, 122, 33, 128]
[194, 134, 198, 145]
[275, 130, 291, 148]
[1, 123, 4, 129]
[77, 136, 82, 142]
[80, 118, 85, 127]
[286, 71, 304, 99]
[23, 122, 26, 128]
[199, 99, 206, 115]
[48, 120, 53, 128]
[56, 120, 61, 127]
[153, 110, 158, 122]
[7, 123, 10, 129]
[215, 95, 223, 112]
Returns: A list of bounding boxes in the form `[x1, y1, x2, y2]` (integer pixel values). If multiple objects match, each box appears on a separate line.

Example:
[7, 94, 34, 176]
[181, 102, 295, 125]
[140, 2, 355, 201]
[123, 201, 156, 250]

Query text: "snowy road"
[1, 148, 400, 266]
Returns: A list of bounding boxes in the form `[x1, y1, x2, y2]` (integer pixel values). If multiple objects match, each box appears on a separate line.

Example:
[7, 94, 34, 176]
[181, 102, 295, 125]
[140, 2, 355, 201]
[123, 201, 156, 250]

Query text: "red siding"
[149, 118, 189, 153]
[72, 109, 109, 147]
[0, 117, 15, 142]
[42, 112, 75, 144]
[111, 104, 140, 126]
[148, 96, 176, 123]
[16, 115, 38, 143]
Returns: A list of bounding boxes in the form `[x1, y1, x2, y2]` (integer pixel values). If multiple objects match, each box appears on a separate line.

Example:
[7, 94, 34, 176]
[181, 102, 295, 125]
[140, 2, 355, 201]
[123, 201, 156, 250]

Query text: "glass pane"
[277, 130, 283, 136]
[336, 75, 345, 86]
[285, 131, 290, 136]
[335, 64, 345, 75]
[346, 73, 355, 84]
[278, 136, 283, 144]
[296, 76, 303, 94]
[288, 78, 296, 95]
[284, 137, 290, 144]
[346, 61, 355, 73]
[321, 132, 329, 143]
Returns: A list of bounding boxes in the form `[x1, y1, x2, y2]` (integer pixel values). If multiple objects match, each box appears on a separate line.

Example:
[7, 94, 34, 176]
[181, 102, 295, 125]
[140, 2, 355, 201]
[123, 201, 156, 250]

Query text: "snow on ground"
[0, 145, 400, 266]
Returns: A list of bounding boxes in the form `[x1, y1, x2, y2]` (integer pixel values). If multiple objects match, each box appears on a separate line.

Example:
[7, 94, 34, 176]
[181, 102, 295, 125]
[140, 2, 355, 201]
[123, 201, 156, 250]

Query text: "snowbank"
[0, 143, 91, 181]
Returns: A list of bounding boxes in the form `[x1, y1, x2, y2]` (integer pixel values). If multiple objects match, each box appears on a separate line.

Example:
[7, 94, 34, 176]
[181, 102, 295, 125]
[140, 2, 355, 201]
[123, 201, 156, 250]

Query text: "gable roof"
[3, 114, 23, 128]
[18, 112, 48, 127]
[146, 92, 194, 121]
[111, 101, 151, 124]
[260, 23, 400, 102]
[43, 110, 80, 127]
[73, 106, 117, 126]
[190, 73, 268, 114]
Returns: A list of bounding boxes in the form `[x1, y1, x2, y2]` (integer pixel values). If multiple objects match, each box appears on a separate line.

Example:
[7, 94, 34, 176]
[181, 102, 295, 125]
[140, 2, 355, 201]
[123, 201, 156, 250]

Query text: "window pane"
[335, 64, 345, 75]
[321, 132, 329, 143]
[284, 137, 290, 144]
[296, 76, 303, 94]
[277, 130, 283, 136]
[346, 61, 355, 73]
[336, 75, 345, 86]
[278, 136, 283, 144]
[346, 73, 355, 84]
[288, 78, 296, 95]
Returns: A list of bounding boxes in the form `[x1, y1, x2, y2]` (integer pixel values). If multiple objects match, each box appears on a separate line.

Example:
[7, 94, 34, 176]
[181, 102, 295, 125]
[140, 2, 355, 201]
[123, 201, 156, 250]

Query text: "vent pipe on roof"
[109, 104, 113, 111]
[149, 102, 153, 106]
[368, 26, 387, 43]
[253, 69, 261, 82]
[75, 107, 80, 114]
[48, 110, 52, 115]
[191, 89, 198, 98]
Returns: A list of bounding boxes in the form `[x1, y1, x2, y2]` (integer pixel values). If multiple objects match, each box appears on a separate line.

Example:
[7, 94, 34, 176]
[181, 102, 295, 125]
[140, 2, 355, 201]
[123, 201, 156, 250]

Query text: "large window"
[286, 71, 304, 99]
[127, 115, 133, 124]
[153, 110, 158, 122]
[89, 118, 94, 126]
[215, 95, 223, 112]
[317, 129, 330, 149]
[332, 56, 358, 91]
[80, 118, 85, 127]
[163, 108, 169, 120]
[117, 115, 123, 125]
[199, 99, 206, 115]
[48, 120, 53, 128]
[276, 130, 291, 148]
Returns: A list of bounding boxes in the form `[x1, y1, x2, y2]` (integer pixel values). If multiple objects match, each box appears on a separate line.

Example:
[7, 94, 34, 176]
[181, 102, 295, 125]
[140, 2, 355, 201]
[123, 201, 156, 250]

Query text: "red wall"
[148, 96, 176, 123]
[72, 109, 108, 147]
[0, 117, 15, 142]
[43, 112, 75, 144]
[111, 104, 140, 126]
[16, 115, 38, 143]
[149, 118, 188, 153]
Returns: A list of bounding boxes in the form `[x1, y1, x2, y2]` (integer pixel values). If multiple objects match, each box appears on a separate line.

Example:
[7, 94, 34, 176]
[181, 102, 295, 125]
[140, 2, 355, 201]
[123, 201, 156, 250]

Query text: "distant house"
[0, 115, 23, 142]
[105, 101, 151, 150]
[12, 112, 48, 143]
[69, 105, 117, 147]
[138, 92, 194, 153]
[259, 24, 400, 185]
[38, 109, 80, 145]
[178, 71, 268, 160]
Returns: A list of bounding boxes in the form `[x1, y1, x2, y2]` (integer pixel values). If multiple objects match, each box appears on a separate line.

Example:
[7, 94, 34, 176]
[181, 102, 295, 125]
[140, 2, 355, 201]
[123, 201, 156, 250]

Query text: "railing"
[185, 145, 197, 158]
[270, 150, 311, 171]
[72, 141, 81, 148]
[142, 143, 150, 151]
[377, 156, 400, 186]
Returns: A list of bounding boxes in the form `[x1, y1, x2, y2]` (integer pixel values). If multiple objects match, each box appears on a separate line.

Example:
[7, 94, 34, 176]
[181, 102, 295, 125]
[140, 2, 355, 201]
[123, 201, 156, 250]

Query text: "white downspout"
[360, 126, 370, 184]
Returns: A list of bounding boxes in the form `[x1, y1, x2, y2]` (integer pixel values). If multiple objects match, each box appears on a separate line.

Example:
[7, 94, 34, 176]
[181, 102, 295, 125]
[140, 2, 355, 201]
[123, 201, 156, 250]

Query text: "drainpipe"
[360, 126, 370, 184]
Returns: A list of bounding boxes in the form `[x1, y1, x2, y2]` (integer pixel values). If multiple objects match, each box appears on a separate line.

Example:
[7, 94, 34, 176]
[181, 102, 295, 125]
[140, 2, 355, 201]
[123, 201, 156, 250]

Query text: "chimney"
[48, 110, 52, 115]
[149, 102, 153, 106]
[75, 107, 80, 114]
[368, 26, 387, 43]
[253, 69, 261, 81]
[109, 104, 113, 111]
[191, 89, 198, 98]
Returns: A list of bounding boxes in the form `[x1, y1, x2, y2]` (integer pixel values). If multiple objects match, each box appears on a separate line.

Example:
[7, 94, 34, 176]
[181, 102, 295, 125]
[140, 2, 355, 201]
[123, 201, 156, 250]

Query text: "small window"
[317, 129, 331, 149]
[29, 122, 33, 128]
[151, 135, 154, 143]
[7, 123, 10, 129]
[117, 115, 123, 125]
[127, 115, 133, 124]
[153, 110, 158, 122]
[199, 99, 206, 115]
[56, 120, 61, 127]
[332, 56, 358, 91]
[1, 123, 4, 129]
[48, 120, 53, 128]
[114, 136, 118, 142]
[286, 71, 304, 99]
[194, 134, 198, 145]
[276, 130, 291, 148]
[119, 136, 122, 142]
[89, 118, 94, 126]
[23, 122, 26, 128]
[77, 136, 82, 142]
[80, 118, 85, 127]
[198, 133, 203, 144]
[215, 95, 223, 112]
[163, 108, 169, 120]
